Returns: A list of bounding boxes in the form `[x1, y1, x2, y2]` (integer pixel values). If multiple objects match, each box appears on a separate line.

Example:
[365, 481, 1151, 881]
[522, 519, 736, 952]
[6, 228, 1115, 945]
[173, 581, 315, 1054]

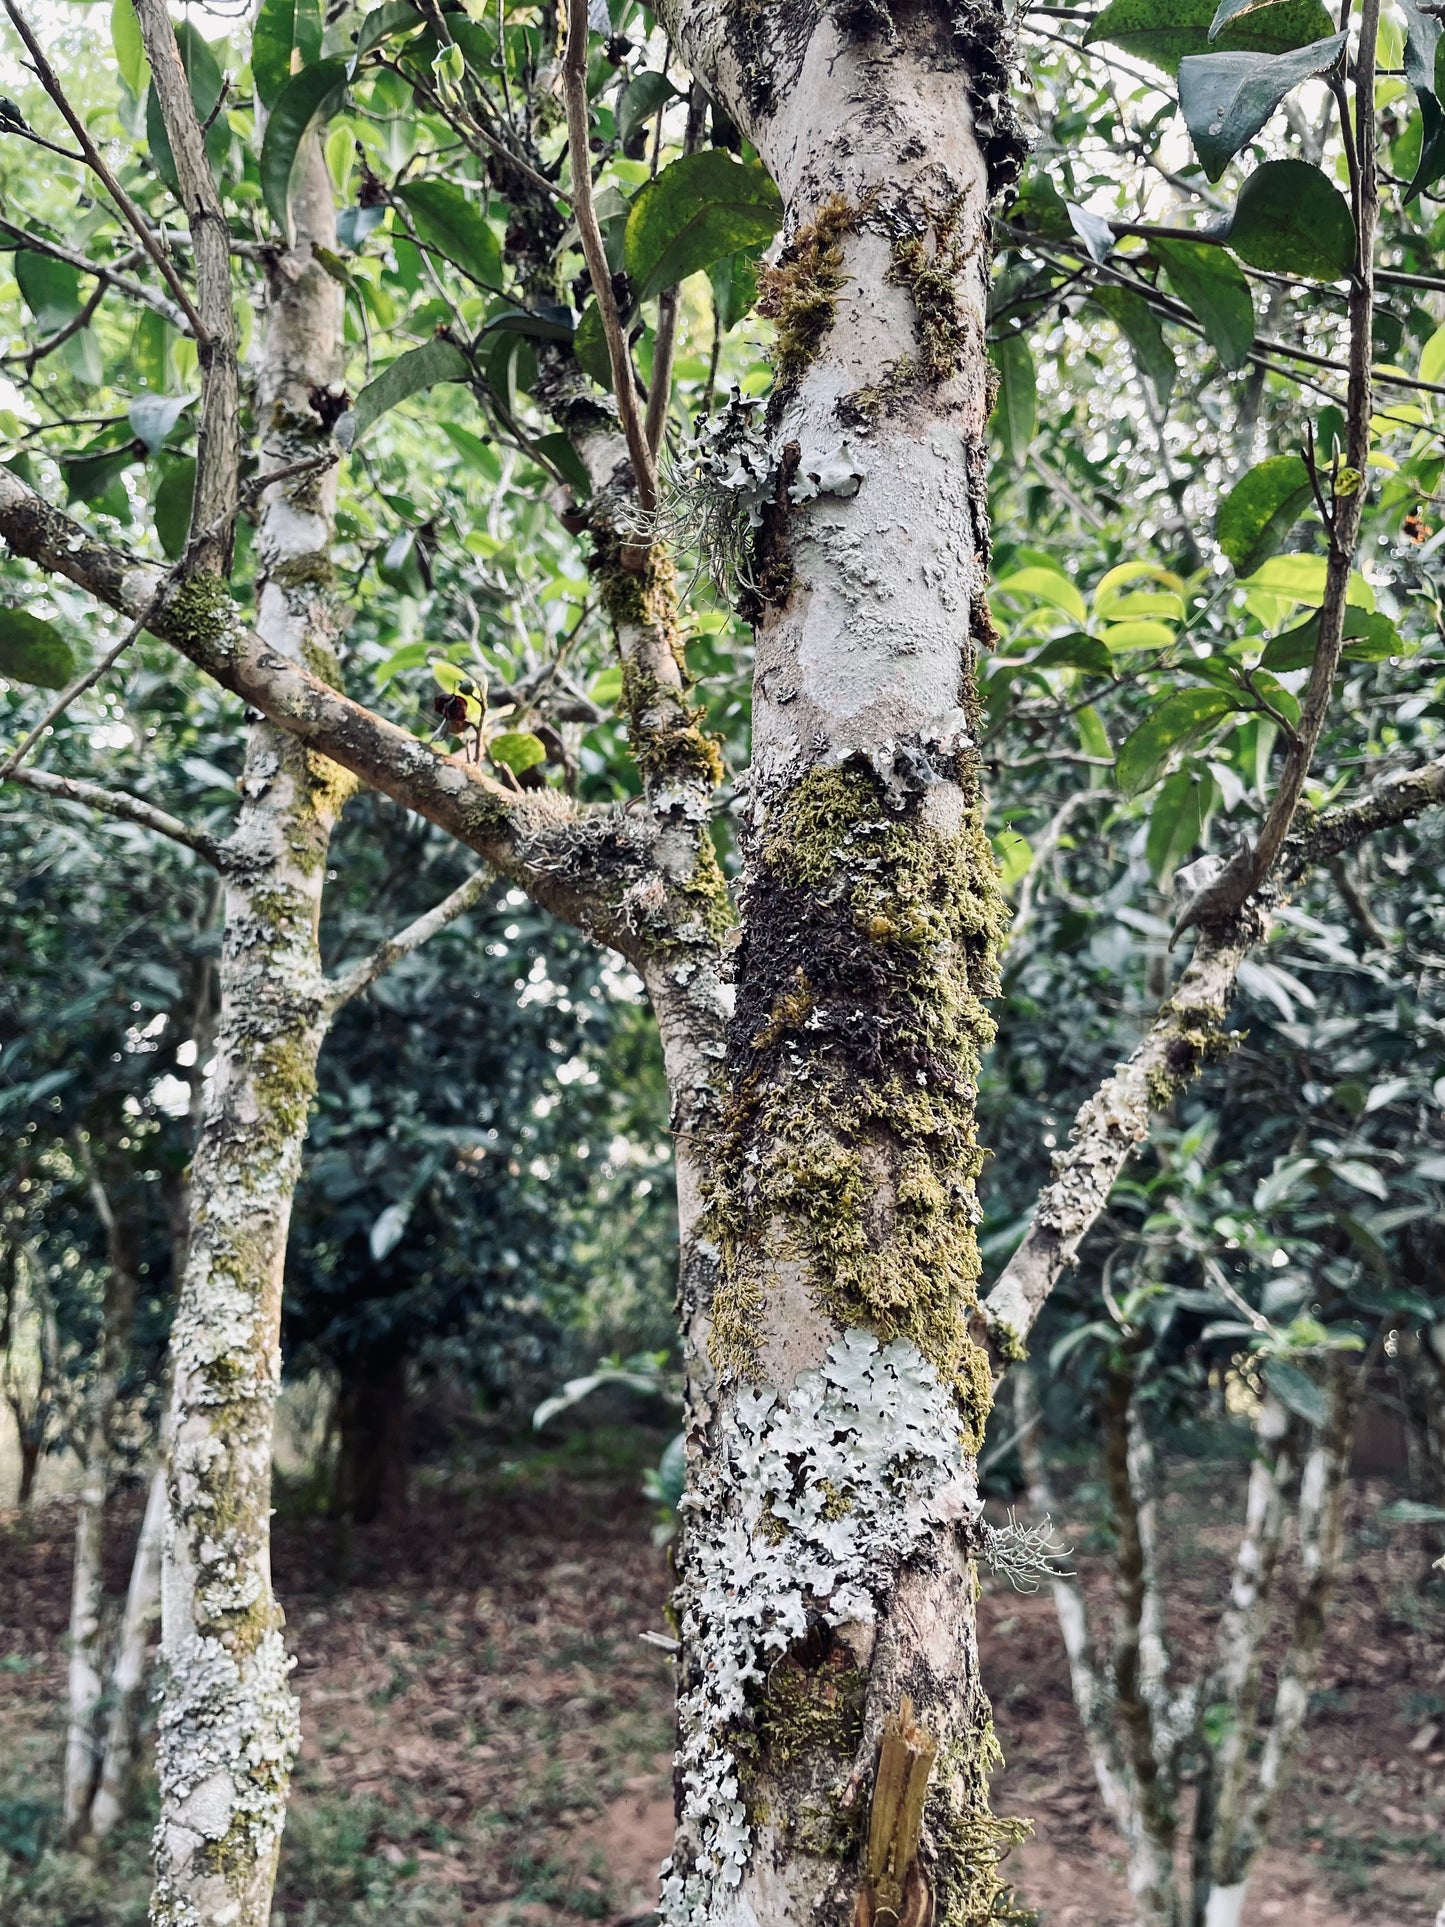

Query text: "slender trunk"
[1188, 1395, 1293, 1926]
[1101, 1367, 1181, 1927]
[1194, 1359, 1360, 1924]
[1015, 1369, 1133, 1835]
[647, 10, 1027, 1922]
[333, 1349, 408, 1525]
[149, 139, 348, 1927]
[65, 1158, 141, 1839]
[89, 1448, 168, 1840]
[17, 1427, 40, 1504]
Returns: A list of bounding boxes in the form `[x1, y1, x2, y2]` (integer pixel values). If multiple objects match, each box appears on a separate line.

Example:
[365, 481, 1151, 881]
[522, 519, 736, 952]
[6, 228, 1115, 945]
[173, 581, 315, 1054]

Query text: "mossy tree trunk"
[148, 139, 350, 1927]
[652, 5, 1027, 1921]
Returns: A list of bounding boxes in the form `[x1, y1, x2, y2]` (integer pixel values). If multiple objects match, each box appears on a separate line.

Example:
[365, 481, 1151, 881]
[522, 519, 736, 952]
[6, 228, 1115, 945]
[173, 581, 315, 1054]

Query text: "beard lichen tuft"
[706, 751, 1007, 1446]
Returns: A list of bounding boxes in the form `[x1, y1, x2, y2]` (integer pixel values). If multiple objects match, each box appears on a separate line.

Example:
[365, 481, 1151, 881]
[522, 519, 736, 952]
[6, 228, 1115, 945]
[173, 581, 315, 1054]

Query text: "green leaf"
[0, 610, 75, 689]
[14, 251, 80, 332]
[335, 337, 470, 448]
[147, 23, 227, 198]
[1261, 606, 1400, 670]
[623, 150, 782, 306]
[1400, 0, 1442, 97]
[154, 458, 195, 559]
[111, 0, 147, 98]
[479, 305, 573, 342]
[1264, 1358, 1329, 1429]
[1146, 768, 1214, 884]
[393, 180, 501, 289]
[573, 301, 612, 387]
[129, 392, 195, 453]
[617, 70, 680, 147]
[1209, 0, 1303, 32]
[1226, 159, 1354, 278]
[530, 431, 591, 496]
[1406, 42, 1445, 201]
[253, 0, 297, 106]
[990, 332, 1036, 465]
[260, 58, 349, 237]
[1089, 286, 1175, 406]
[995, 565, 1087, 624]
[348, 0, 424, 71]
[489, 729, 547, 776]
[709, 249, 762, 333]
[1085, 0, 1335, 74]
[440, 421, 501, 481]
[1152, 238, 1254, 371]
[589, 665, 623, 706]
[1178, 34, 1344, 181]
[295, 0, 321, 66]
[63, 444, 139, 509]
[1216, 454, 1314, 574]
[1030, 632, 1115, 677]
[1115, 688, 1239, 794]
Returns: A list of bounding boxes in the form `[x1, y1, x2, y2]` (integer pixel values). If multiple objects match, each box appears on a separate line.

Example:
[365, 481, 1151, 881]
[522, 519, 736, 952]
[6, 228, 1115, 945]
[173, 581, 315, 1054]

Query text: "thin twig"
[0, 590, 168, 782]
[324, 866, 491, 1010]
[0, 0, 208, 340]
[4, 766, 225, 865]
[561, 0, 658, 518]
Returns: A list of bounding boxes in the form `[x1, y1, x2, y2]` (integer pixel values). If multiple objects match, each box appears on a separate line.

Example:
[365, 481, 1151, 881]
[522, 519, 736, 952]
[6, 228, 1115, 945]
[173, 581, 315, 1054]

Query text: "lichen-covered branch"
[133, 0, 240, 574]
[0, 466, 671, 955]
[324, 867, 492, 1012]
[5, 767, 224, 866]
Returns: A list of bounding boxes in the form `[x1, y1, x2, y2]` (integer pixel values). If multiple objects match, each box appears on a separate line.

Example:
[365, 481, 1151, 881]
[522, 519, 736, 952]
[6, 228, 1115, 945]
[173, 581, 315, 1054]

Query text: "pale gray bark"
[89, 1448, 167, 1842]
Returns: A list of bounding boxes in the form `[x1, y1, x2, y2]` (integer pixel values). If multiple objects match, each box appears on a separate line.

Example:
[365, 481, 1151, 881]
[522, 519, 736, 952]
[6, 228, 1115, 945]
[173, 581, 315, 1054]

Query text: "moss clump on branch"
[167, 571, 235, 650]
[929, 1722, 1034, 1926]
[1145, 999, 1238, 1110]
[888, 208, 976, 386]
[707, 747, 1008, 1448]
[759, 195, 861, 394]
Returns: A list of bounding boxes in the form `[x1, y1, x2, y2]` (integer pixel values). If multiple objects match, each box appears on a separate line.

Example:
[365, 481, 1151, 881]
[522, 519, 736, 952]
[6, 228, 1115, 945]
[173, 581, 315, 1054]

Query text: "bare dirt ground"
[0, 1431, 1440, 1925]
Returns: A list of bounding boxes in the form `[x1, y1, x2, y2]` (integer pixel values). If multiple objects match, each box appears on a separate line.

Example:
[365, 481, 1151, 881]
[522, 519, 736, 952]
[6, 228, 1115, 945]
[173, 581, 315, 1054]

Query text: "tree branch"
[4, 767, 225, 865]
[324, 866, 492, 1012]
[0, 596, 166, 782]
[133, 0, 240, 573]
[0, 0, 207, 340]
[561, 0, 658, 519]
[0, 465, 665, 951]
[0, 222, 191, 333]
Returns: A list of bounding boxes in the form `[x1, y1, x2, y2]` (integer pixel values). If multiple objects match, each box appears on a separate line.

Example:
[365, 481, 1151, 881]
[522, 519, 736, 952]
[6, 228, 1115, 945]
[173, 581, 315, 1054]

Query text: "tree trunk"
[89, 1449, 167, 1841]
[648, 9, 1027, 1922]
[64, 1156, 141, 1840]
[149, 137, 349, 1927]
[332, 1349, 409, 1526]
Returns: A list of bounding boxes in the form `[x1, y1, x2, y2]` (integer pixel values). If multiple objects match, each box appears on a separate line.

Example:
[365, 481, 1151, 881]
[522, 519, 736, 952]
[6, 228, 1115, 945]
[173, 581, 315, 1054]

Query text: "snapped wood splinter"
[854, 1695, 938, 1927]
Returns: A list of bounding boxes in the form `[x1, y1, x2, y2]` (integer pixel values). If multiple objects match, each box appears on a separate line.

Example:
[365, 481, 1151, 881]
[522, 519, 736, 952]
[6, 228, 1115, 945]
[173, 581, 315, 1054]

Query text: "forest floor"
[0, 1422, 1441, 1926]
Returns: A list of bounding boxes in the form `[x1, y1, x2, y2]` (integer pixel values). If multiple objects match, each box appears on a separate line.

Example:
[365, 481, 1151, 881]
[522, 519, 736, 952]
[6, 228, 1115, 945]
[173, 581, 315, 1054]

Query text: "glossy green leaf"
[1090, 286, 1175, 406]
[1031, 632, 1115, 677]
[253, 0, 298, 106]
[1152, 238, 1254, 371]
[260, 58, 348, 236]
[617, 70, 680, 147]
[530, 431, 591, 497]
[63, 444, 139, 509]
[154, 458, 195, 559]
[1209, 0, 1302, 32]
[1264, 1358, 1329, 1428]
[1226, 159, 1355, 278]
[623, 150, 782, 306]
[1216, 453, 1314, 574]
[1260, 606, 1400, 670]
[1146, 767, 1214, 883]
[440, 422, 501, 482]
[348, 0, 424, 71]
[0, 610, 75, 689]
[394, 180, 501, 289]
[479, 305, 573, 342]
[573, 301, 612, 387]
[335, 204, 386, 252]
[990, 332, 1036, 465]
[1405, 38, 1445, 200]
[709, 249, 762, 333]
[489, 730, 547, 776]
[1085, 0, 1335, 75]
[1179, 33, 1344, 181]
[1115, 688, 1240, 794]
[111, 0, 147, 98]
[995, 565, 1086, 623]
[335, 337, 470, 449]
[14, 251, 80, 332]
[129, 392, 195, 454]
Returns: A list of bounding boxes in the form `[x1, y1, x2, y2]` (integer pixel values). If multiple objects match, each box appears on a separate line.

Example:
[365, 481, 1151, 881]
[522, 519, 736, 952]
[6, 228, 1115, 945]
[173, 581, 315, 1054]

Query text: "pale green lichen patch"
[707, 753, 1008, 1448]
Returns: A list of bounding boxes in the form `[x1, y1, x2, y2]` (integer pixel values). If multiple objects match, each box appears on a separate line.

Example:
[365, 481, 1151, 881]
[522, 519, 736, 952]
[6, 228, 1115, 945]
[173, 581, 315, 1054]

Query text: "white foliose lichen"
[659, 1329, 970, 1927]
[154, 1628, 300, 1870]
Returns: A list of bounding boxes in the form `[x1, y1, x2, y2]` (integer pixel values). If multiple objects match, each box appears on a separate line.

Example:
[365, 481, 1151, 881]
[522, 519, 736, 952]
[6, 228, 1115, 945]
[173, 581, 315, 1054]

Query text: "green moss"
[755, 1653, 867, 1771]
[929, 1721, 1035, 1927]
[991, 1320, 1028, 1366]
[759, 194, 861, 392]
[271, 552, 336, 592]
[1147, 1000, 1238, 1109]
[167, 572, 234, 650]
[706, 754, 1009, 1447]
